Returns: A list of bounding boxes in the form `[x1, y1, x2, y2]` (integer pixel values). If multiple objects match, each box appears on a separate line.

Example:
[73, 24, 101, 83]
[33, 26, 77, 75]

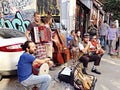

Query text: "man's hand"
[44, 58, 50, 63]
[72, 47, 77, 51]
[87, 41, 91, 46]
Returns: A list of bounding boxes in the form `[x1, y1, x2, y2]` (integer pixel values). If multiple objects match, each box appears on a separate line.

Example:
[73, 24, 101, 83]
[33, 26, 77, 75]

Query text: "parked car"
[0, 28, 26, 80]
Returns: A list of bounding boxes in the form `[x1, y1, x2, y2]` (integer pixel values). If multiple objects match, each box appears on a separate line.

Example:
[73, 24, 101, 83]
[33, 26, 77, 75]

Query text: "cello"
[47, 11, 70, 65]
[52, 28, 70, 65]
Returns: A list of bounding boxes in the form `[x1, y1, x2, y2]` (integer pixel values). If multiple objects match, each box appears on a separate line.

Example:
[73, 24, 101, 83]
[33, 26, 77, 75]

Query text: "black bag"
[58, 62, 97, 90]
[58, 67, 73, 85]
[89, 28, 97, 36]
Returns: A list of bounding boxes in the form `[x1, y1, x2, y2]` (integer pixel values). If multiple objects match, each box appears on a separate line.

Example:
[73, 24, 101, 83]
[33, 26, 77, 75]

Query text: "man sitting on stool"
[17, 41, 53, 90]
[78, 33, 102, 75]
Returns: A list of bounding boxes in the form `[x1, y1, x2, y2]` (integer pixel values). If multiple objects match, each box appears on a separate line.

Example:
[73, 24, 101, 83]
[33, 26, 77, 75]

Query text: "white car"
[0, 28, 26, 80]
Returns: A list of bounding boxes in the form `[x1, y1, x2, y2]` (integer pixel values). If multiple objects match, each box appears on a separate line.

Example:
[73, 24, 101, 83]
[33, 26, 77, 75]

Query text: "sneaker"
[114, 49, 118, 53]
[82, 68, 88, 74]
[91, 69, 101, 74]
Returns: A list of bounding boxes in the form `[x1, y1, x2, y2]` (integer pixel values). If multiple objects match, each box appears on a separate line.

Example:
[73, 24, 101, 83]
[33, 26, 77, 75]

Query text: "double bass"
[47, 11, 70, 65]
[52, 28, 70, 64]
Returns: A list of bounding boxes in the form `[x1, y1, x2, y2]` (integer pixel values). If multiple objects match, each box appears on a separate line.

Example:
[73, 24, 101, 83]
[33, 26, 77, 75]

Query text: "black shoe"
[82, 68, 88, 74]
[32, 86, 39, 90]
[55, 63, 61, 66]
[108, 53, 113, 56]
[91, 69, 101, 74]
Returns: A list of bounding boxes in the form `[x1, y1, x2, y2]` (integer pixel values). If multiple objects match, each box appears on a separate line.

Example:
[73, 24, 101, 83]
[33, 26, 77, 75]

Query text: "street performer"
[79, 33, 102, 74]
[25, 12, 48, 59]
[90, 35, 104, 57]
[17, 41, 51, 90]
[25, 12, 54, 71]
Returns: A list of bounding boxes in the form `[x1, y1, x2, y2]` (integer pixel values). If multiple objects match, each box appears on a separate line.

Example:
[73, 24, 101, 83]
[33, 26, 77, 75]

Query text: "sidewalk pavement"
[2, 51, 119, 90]
[48, 52, 120, 90]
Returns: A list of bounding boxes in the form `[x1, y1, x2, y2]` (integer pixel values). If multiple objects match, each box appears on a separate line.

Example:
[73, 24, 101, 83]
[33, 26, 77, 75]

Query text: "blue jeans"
[100, 35, 106, 50]
[21, 74, 51, 90]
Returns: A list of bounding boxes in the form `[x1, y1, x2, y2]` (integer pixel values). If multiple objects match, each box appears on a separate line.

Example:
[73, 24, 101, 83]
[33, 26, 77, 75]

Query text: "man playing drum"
[17, 41, 52, 90]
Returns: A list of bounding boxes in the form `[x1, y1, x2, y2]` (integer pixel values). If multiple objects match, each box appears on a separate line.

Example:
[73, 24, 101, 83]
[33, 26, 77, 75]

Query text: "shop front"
[75, 0, 91, 38]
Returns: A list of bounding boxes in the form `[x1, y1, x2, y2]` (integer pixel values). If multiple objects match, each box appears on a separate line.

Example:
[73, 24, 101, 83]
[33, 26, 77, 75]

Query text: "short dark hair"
[75, 30, 81, 34]
[44, 15, 52, 23]
[21, 41, 33, 51]
[34, 12, 40, 17]
[104, 20, 107, 23]
[71, 30, 75, 34]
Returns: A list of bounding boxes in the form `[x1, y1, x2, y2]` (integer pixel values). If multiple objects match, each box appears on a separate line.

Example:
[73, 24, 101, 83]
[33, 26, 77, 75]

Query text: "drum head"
[38, 63, 49, 75]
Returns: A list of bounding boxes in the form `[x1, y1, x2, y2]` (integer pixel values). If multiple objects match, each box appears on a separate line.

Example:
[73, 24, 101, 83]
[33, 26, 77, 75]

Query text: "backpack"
[89, 28, 97, 36]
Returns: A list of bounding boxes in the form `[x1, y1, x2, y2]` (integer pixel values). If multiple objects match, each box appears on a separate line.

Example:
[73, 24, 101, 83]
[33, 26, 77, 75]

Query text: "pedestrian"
[17, 41, 52, 90]
[115, 27, 120, 53]
[99, 20, 109, 50]
[79, 33, 101, 74]
[107, 23, 119, 55]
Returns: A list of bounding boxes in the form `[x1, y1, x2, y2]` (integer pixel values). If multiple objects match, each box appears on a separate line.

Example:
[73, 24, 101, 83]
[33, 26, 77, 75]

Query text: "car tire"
[0, 74, 2, 81]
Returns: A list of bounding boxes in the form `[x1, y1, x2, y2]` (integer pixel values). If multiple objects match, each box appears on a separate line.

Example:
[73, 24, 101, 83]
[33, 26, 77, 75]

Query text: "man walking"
[99, 20, 109, 50]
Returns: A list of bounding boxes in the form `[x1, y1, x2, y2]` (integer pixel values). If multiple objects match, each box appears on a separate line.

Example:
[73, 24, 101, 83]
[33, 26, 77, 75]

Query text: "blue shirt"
[17, 52, 35, 82]
[67, 35, 73, 45]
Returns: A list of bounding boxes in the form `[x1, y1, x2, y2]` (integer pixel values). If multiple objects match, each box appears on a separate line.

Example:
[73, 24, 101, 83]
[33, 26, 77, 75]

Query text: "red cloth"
[35, 43, 47, 59]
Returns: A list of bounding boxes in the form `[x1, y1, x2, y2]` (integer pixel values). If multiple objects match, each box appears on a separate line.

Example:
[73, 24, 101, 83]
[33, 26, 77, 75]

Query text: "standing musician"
[25, 12, 54, 71]
[25, 12, 43, 43]
[25, 12, 46, 59]
[44, 13, 53, 59]
[17, 41, 51, 90]
[79, 33, 102, 75]
[43, 12, 57, 70]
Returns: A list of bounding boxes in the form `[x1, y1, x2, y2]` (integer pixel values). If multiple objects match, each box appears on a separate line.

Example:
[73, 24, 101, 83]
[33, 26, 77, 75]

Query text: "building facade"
[0, 0, 105, 36]
[0, 0, 36, 32]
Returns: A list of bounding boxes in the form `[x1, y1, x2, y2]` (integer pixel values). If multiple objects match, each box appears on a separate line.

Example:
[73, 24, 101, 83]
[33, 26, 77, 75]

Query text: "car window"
[0, 29, 25, 38]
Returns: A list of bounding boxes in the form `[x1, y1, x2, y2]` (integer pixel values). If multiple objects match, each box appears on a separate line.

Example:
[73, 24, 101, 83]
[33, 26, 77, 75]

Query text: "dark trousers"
[79, 54, 101, 68]
[116, 37, 119, 50]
